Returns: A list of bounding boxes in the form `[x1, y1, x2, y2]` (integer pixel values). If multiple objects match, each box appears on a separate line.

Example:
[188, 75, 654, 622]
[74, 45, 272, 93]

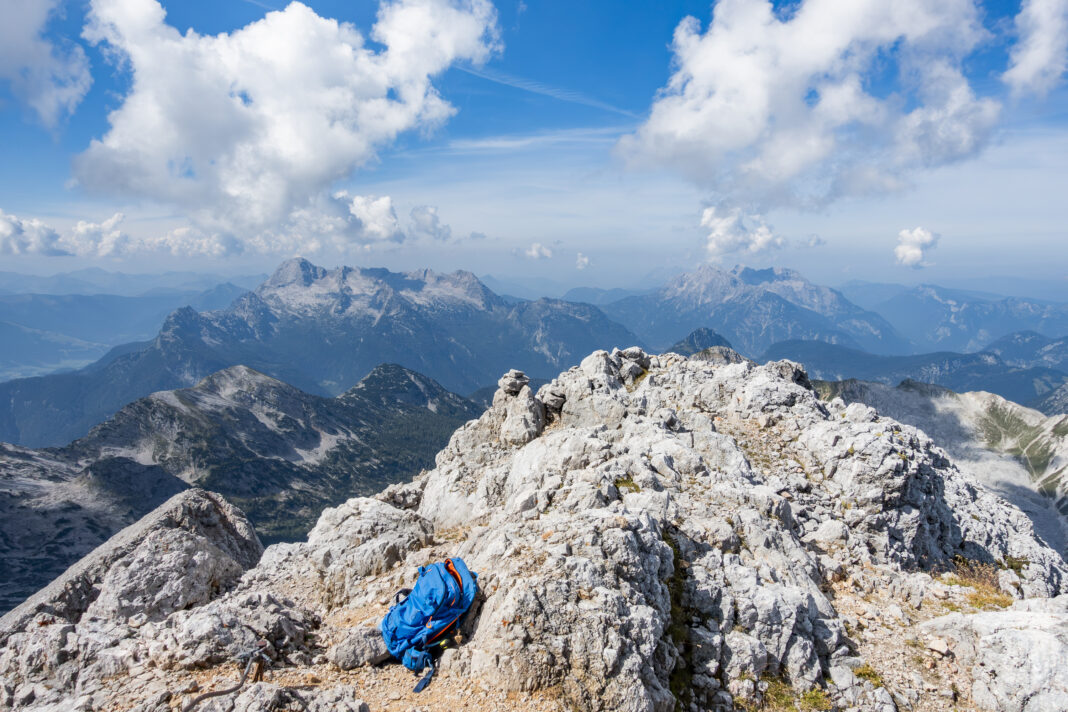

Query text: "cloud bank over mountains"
[0, 194, 467, 258]
[0, 0, 1066, 265]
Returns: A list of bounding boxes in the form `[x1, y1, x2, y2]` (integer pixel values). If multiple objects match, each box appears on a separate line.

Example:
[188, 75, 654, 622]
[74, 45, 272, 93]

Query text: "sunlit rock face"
[3, 348, 1067, 712]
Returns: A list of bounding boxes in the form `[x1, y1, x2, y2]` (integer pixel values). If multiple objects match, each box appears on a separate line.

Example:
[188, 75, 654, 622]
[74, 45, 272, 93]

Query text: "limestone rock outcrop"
[2, 348, 1066, 712]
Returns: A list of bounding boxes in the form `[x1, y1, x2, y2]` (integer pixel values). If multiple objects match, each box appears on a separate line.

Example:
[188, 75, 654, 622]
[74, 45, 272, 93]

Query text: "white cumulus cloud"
[70, 212, 130, 256]
[0, 0, 92, 126]
[1004, 0, 1068, 96]
[895, 226, 939, 268]
[700, 207, 784, 259]
[576, 252, 590, 269]
[618, 0, 1002, 212]
[0, 209, 69, 256]
[74, 0, 500, 252]
[524, 242, 552, 259]
[0, 195, 469, 258]
[347, 195, 403, 243]
[409, 205, 453, 242]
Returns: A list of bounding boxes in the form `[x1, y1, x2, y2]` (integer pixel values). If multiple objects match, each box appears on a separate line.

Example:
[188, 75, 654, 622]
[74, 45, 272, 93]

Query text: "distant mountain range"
[985, 331, 1068, 372]
[839, 282, 1068, 353]
[561, 286, 656, 305]
[0, 268, 266, 297]
[814, 378, 1068, 551]
[765, 340, 1068, 407]
[0, 258, 636, 447]
[602, 265, 910, 355]
[5, 258, 1068, 448]
[0, 362, 481, 613]
[0, 284, 247, 380]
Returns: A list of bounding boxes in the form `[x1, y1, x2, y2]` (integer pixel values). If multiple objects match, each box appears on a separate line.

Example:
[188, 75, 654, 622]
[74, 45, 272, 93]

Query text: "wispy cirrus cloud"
[442, 126, 626, 154]
[458, 65, 637, 118]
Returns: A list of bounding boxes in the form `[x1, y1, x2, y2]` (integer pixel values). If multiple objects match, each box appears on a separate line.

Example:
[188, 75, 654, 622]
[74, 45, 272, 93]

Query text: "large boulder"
[0, 489, 262, 640]
[921, 596, 1068, 711]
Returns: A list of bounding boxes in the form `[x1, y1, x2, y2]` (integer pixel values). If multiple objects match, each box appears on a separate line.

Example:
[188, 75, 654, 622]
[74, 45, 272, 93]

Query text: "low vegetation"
[945, 557, 1014, 610]
[738, 677, 833, 711]
[852, 663, 883, 688]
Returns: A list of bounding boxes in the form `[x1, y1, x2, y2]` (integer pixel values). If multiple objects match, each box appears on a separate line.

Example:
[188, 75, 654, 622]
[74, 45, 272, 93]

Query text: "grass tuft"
[853, 663, 883, 688]
[946, 557, 1014, 609]
[798, 689, 833, 711]
[738, 677, 833, 712]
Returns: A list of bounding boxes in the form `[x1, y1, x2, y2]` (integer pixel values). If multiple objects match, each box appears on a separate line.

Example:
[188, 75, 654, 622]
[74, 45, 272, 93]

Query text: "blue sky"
[0, 0, 1066, 294]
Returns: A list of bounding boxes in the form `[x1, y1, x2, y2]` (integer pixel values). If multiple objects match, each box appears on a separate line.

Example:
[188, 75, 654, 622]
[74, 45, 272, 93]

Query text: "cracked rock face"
[2, 348, 1067, 712]
[396, 349, 1066, 711]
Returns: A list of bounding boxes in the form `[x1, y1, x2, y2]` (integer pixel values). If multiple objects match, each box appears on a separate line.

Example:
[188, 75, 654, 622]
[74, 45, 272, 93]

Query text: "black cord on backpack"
[413, 659, 435, 693]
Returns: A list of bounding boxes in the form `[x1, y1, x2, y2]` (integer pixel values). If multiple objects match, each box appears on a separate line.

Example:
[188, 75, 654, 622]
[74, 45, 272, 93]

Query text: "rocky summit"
[3, 348, 1068, 712]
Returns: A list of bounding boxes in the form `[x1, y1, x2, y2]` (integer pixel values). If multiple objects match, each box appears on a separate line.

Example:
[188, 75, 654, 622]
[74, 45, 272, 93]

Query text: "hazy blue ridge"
[0, 284, 248, 382]
[603, 265, 910, 355]
[763, 340, 1068, 408]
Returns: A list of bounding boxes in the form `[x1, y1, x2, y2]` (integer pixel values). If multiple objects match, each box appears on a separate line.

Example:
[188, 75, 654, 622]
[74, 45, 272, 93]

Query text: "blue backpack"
[380, 557, 478, 692]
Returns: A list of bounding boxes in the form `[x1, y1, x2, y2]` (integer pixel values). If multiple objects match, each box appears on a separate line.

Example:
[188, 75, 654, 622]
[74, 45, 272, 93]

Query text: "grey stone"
[328, 625, 391, 669]
[497, 369, 530, 396]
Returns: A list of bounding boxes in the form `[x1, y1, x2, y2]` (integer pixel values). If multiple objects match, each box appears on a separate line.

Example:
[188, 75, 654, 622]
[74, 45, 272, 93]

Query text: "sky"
[0, 0, 1066, 294]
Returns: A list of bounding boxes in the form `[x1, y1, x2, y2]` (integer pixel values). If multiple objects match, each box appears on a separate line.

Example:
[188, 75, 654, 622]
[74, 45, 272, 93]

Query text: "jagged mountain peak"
[668, 264, 811, 295]
[341, 362, 465, 411]
[663, 263, 738, 295]
[263, 256, 329, 289]
[157, 304, 201, 331]
[253, 259, 503, 317]
[359, 363, 483, 420]
[667, 326, 733, 356]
